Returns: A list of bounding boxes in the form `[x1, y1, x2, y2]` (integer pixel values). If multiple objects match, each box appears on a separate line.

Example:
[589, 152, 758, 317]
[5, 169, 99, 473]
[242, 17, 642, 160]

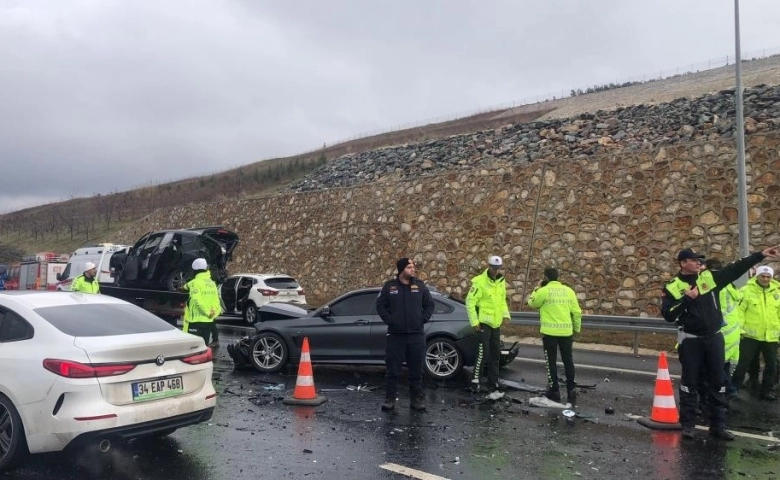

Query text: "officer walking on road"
[527, 267, 582, 403]
[662, 246, 780, 440]
[71, 261, 100, 294]
[466, 255, 511, 393]
[376, 257, 435, 412]
[182, 258, 222, 347]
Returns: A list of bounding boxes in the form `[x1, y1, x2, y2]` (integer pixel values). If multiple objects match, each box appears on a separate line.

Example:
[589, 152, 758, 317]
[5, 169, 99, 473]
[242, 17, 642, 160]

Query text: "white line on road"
[693, 425, 780, 443]
[514, 357, 681, 380]
[379, 463, 450, 480]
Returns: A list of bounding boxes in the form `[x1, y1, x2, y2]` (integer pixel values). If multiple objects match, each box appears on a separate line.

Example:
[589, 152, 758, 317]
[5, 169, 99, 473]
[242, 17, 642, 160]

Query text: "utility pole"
[734, 0, 749, 258]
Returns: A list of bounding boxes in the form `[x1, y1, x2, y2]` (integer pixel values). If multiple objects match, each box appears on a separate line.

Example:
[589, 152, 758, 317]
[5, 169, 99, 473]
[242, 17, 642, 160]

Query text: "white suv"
[219, 274, 307, 324]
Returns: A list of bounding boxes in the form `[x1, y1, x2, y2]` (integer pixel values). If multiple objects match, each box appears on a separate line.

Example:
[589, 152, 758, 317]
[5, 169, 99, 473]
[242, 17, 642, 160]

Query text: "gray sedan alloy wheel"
[250, 333, 288, 373]
[425, 338, 463, 380]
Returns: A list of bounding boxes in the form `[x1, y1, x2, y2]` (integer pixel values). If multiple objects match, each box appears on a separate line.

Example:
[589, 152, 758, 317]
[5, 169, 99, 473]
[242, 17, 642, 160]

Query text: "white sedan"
[0, 291, 216, 471]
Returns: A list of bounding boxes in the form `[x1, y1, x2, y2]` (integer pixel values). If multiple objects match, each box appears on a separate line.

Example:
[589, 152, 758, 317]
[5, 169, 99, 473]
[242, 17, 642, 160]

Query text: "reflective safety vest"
[71, 275, 100, 294]
[719, 284, 743, 363]
[466, 269, 510, 329]
[739, 277, 780, 343]
[527, 280, 582, 336]
[182, 271, 222, 333]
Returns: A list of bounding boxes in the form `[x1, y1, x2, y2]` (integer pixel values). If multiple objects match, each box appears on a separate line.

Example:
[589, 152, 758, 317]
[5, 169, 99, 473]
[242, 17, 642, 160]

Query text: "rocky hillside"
[290, 84, 780, 192]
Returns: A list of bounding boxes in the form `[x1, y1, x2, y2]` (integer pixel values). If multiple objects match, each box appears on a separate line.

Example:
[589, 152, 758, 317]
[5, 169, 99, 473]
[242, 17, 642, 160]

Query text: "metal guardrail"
[510, 312, 676, 355]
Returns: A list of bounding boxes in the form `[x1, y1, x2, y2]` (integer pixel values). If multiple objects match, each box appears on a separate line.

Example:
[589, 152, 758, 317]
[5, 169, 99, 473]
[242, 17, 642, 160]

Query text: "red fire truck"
[17, 252, 69, 290]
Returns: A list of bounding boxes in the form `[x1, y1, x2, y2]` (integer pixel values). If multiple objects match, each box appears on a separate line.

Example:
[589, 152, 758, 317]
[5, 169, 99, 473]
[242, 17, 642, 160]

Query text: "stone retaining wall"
[118, 133, 780, 316]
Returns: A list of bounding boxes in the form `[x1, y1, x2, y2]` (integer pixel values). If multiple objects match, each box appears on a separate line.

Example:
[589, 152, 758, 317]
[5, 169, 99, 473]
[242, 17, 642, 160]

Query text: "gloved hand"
[473, 324, 482, 333]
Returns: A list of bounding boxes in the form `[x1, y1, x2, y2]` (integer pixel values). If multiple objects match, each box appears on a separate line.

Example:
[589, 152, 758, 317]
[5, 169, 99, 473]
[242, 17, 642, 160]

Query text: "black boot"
[410, 393, 426, 411]
[543, 389, 561, 402]
[567, 387, 577, 402]
[381, 396, 397, 411]
[709, 428, 735, 441]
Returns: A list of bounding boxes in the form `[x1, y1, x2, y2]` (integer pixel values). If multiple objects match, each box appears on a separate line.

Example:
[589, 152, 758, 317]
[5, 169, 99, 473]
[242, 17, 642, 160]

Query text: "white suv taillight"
[43, 359, 136, 378]
[297, 288, 305, 296]
[258, 288, 279, 296]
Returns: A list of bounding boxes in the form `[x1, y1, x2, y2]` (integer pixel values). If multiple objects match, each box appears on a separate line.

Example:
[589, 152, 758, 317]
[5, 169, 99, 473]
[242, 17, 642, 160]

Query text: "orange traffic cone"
[637, 352, 682, 430]
[283, 337, 327, 406]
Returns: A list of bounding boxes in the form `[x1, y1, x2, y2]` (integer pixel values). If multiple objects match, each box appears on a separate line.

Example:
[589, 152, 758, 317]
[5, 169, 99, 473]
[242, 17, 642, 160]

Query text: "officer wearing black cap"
[376, 257, 435, 412]
[662, 245, 780, 440]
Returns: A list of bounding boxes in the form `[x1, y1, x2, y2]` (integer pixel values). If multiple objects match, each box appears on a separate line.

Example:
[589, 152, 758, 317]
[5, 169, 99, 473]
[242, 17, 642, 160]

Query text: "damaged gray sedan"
[227, 287, 519, 380]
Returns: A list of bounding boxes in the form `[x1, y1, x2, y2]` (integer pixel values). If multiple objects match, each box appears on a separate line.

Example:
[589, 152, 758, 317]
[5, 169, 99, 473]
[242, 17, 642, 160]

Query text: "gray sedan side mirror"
[320, 306, 331, 317]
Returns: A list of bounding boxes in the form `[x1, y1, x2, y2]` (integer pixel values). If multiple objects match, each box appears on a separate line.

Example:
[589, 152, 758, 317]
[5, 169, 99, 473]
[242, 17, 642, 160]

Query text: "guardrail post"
[632, 331, 640, 356]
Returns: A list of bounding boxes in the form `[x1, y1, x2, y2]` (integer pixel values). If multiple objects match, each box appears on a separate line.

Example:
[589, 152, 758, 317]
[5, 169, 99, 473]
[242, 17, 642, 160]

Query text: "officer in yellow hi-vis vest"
[662, 246, 779, 441]
[182, 258, 222, 347]
[731, 265, 780, 401]
[466, 255, 511, 393]
[71, 262, 100, 294]
[527, 267, 581, 403]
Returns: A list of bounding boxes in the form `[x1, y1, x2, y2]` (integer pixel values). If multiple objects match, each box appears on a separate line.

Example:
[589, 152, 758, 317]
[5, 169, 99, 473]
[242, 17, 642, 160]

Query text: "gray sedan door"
[303, 292, 376, 360]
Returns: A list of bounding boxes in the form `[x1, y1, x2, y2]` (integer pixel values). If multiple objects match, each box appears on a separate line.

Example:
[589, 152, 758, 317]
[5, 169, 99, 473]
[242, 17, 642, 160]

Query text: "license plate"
[132, 376, 184, 401]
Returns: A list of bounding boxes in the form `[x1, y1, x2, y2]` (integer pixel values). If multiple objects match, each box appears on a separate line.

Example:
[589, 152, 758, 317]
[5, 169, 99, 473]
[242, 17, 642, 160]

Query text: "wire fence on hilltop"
[291, 45, 780, 158]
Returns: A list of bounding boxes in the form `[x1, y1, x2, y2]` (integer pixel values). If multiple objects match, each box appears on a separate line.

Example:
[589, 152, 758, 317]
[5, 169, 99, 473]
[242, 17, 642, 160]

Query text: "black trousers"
[385, 333, 425, 399]
[542, 335, 575, 392]
[473, 325, 501, 385]
[678, 332, 727, 430]
[732, 337, 778, 395]
[188, 322, 213, 346]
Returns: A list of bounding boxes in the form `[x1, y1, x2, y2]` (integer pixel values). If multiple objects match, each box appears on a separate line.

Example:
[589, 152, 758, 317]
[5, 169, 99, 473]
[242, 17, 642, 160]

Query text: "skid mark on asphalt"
[379, 463, 450, 480]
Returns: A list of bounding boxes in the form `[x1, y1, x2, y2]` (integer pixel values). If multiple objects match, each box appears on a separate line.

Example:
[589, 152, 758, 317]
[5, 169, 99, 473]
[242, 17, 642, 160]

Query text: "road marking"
[379, 463, 450, 480]
[694, 425, 780, 443]
[514, 357, 681, 380]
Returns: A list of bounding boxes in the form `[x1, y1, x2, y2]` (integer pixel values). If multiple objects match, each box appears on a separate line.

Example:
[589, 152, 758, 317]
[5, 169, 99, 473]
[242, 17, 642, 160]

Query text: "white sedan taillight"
[43, 359, 136, 378]
[182, 348, 213, 365]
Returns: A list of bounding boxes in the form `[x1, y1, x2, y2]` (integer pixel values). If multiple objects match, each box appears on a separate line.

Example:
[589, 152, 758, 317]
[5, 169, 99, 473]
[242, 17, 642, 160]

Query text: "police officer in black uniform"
[662, 246, 779, 440]
[376, 257, 435, 412]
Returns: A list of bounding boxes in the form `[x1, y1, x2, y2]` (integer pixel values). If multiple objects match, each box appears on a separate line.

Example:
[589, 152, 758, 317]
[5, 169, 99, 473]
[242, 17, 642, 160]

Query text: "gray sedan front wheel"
[250, 333, 289, 373]
[424, 337, 463, 380]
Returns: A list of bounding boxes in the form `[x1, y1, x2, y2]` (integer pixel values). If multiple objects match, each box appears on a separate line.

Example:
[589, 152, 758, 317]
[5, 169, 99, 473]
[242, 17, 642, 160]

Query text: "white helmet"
[191, 258, 208, 271]
[488, 255, 503, 267]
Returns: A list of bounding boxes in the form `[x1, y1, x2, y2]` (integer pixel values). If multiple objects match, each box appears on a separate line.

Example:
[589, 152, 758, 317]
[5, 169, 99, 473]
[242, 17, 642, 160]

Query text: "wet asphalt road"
[6, 324, 780, 479]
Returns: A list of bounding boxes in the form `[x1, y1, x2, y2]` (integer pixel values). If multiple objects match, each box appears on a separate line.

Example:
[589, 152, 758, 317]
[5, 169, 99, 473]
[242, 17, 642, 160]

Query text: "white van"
[56, 243, 130, 291]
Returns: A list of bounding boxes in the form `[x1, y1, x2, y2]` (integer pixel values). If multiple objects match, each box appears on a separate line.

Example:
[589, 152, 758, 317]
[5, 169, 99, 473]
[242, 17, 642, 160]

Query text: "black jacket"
[661, 251, 764, 336]
[376, 277, 435, 334]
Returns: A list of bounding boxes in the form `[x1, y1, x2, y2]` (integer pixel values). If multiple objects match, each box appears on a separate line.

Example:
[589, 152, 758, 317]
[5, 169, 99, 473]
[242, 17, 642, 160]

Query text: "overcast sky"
[2, 0, 780, 213]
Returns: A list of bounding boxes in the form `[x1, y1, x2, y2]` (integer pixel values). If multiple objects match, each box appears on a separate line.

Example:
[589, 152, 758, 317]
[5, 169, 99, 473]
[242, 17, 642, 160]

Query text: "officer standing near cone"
[376, 257, 435, 412]
[661, 246, 780, 440]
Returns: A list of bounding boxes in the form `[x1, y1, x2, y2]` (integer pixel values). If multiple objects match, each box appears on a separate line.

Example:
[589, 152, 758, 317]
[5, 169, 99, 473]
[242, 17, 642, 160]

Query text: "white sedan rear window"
[35, 304, 175, 337]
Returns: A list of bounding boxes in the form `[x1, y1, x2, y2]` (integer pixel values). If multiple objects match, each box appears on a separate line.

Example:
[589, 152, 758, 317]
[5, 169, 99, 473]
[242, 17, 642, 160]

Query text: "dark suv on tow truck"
[111, 226, 239, 292]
